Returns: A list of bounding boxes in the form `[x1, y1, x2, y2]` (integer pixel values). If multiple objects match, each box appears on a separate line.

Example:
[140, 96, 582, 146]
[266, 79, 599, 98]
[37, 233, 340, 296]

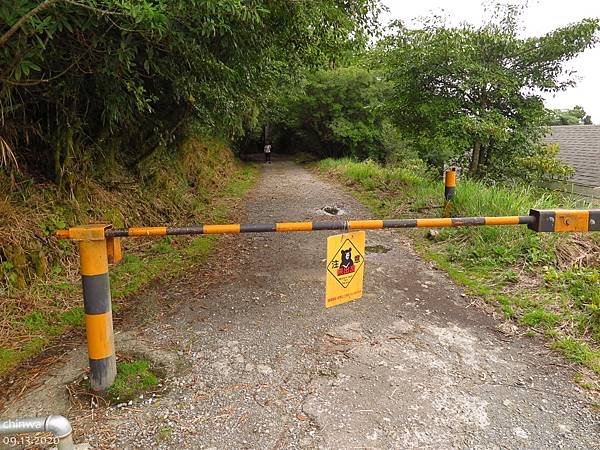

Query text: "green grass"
[0, 162, 258, 377]
[553, 338, 600, 371]
[0, 349, 16, 374]
[59, 307, 85, 327]
[106, 359, 159, 402]
[157, 426, 173, 442]
[317, 157, 600, 376]
[0, 307, 87, 374]
[520, 308, 561, 329]
[109, 235, 216, 299]
[108, 165, 256, 299]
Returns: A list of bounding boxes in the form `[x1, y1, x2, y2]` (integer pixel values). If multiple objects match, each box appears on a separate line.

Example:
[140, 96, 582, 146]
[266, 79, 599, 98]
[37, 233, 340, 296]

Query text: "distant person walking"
[264, 143, 272, 163]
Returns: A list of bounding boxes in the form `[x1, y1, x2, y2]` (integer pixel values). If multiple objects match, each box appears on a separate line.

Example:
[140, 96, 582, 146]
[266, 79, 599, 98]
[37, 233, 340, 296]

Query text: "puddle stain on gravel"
[318, 205, 346, 216]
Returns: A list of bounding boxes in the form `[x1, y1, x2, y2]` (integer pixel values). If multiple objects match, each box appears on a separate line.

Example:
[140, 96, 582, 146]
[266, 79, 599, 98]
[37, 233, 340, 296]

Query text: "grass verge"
[317, 158, 600, 380]
[0, 142, 258, 377]
[106, 358, 160, 403]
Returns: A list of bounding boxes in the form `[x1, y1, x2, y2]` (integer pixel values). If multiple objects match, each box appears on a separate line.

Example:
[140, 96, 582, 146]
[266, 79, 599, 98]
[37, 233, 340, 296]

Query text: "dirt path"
[3, 157, 599, 449]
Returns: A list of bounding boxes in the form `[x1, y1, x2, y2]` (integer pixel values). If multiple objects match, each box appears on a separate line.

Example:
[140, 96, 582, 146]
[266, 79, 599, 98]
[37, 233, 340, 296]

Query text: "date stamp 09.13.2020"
[2, 434, 60, 447]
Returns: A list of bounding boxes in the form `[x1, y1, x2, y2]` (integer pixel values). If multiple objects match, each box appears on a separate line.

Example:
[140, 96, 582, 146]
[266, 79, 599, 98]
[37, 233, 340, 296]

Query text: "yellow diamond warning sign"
[325, 231, 365, 308]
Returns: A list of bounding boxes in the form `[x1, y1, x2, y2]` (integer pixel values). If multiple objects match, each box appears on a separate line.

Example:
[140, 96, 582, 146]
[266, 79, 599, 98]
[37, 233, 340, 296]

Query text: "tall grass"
[0, 138, 257, 377]
[318, 157, 589, 268]
[444, 181, 567, 270]
[318, 157, 600, 376]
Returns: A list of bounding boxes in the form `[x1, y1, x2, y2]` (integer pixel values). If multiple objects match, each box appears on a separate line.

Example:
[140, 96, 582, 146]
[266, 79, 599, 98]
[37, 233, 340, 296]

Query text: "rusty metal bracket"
[528, 209, 600, 232]
[106, 236, 122, 265]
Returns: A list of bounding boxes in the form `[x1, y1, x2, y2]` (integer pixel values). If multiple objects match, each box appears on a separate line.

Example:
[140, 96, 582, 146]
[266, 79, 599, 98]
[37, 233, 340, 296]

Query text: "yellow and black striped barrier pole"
[443, 167, 457, 217]
[56, 209, 599, 390]
[55, 210, 600, 240]
[62, 225, 118, 391]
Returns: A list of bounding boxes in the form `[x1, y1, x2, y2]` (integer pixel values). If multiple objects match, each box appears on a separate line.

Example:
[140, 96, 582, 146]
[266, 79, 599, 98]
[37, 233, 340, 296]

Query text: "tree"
[381, 5, 599, 177]
[547, 106, 593, 125]
[0, 1, 382, 186]
[270, 66, 395, 161]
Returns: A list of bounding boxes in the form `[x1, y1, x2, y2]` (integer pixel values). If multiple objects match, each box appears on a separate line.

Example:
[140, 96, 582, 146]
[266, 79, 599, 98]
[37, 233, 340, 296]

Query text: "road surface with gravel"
[3, 156, 598, 449]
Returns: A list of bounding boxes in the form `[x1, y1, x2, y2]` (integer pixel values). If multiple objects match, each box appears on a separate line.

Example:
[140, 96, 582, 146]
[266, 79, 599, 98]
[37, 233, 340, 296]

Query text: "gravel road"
[3, 157, 598, 449]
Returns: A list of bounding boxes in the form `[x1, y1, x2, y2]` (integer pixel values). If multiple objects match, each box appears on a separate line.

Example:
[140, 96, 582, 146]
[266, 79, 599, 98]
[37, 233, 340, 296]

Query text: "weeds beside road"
[318, 158, 600, 384]
[0, 137, 257, 377]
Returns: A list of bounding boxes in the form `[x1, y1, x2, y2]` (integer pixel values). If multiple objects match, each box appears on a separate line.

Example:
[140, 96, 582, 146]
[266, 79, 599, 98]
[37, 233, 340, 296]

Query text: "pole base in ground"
[89, 355, 117, 391]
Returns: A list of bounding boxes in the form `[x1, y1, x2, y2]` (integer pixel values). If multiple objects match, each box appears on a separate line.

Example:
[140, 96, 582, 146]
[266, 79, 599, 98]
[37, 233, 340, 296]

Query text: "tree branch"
[63, 0, 130, 17]
[0, 0, 129, 49]
[0, 0, 61, 49]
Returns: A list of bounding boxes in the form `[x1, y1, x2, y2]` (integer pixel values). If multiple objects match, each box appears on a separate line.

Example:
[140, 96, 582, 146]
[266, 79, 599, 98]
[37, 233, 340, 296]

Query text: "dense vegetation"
[269, 5, 598, 181]
[267, 66, 396, 161]
[380, 8, 598, 177]
[1, 0, 381, 187]
[0, 1, 382, 288]
[547, 106, 594, 126]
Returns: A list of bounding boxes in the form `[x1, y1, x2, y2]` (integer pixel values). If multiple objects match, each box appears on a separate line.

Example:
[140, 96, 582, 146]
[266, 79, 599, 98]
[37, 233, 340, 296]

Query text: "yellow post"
[443, 167, 457, 217]
[70, 225, 116, 391]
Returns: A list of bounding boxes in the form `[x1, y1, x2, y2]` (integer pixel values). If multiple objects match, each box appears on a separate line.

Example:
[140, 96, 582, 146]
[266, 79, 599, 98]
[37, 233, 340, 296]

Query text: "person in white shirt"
[263, 143, 272, 163]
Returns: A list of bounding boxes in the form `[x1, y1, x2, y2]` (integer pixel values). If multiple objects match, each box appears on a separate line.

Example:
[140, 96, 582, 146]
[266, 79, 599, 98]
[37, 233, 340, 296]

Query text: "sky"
[381, 0, 600, 123]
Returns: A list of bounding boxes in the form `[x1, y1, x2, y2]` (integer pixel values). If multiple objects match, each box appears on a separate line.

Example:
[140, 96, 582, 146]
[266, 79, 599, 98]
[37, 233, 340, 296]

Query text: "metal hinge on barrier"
[56, 224, 122, 265]
[106, 236, 122, 265]
[528, 209, 600, 233]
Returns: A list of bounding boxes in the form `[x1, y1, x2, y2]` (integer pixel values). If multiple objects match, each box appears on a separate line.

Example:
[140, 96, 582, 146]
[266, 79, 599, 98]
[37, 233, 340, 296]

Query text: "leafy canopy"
[269, 65, 395, 161]
[0, 0, 382, 185]
[380, 4, 599, 177]
[547, 106, 593, 125]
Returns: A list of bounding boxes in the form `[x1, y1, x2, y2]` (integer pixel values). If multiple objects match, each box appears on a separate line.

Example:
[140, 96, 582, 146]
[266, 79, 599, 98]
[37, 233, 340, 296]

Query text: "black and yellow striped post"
[443, 167, 457, 217]
[64, 224, 116, 391]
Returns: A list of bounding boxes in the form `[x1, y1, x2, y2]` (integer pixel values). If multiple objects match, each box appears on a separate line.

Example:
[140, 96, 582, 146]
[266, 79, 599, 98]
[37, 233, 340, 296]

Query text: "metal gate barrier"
[55, 208, 599, 390]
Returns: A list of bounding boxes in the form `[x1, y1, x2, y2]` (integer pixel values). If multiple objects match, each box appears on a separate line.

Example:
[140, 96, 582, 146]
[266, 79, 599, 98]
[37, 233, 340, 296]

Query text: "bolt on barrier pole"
[443, 167, 457, 217]
[0, 415, 74, 450]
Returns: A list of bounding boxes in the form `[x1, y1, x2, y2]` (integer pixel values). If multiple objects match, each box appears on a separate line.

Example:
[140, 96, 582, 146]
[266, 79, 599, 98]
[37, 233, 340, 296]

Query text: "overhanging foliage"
[0, 0, 382, 187]
[380, 5, 599, 177]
